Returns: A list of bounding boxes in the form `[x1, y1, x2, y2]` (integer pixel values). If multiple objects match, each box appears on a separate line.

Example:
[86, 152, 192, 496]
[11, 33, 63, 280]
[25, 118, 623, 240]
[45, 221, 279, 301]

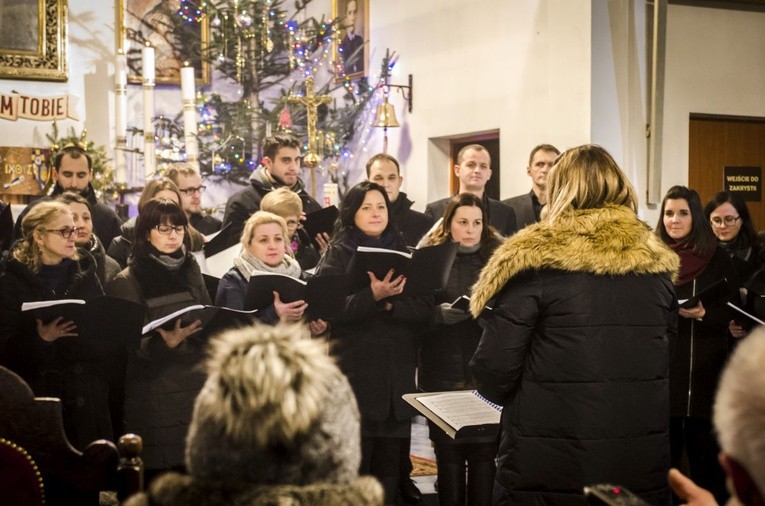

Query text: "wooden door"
[449, 133, 500, 200]
[689, 114, 765, 230]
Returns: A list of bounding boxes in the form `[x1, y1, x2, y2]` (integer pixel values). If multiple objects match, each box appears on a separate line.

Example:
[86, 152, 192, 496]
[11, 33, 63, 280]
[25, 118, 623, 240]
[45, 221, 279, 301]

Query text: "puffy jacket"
[469, 205, 679, 505]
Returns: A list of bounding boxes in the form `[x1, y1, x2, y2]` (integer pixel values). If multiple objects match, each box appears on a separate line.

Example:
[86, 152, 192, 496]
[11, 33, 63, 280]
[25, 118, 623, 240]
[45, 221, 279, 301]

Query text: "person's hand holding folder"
[273, 291, 308, 322]
[679, 300, 705, 321]
[36, 316, 78, 342]
[156, 318, 203, 348]
[368, 268, 406, 304]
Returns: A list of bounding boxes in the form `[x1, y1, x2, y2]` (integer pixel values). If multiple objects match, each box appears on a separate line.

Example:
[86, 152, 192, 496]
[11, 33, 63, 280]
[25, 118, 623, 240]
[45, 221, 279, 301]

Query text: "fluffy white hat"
[185, 322, 361, 485]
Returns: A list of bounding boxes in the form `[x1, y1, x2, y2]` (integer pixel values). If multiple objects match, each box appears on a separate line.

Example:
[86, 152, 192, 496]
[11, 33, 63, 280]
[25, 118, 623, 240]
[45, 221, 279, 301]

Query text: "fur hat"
[186, 322, 361, 485]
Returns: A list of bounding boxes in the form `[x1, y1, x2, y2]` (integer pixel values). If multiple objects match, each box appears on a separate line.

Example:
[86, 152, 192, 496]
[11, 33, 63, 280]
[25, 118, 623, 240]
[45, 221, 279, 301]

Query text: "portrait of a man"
[334, 0, 368, 78]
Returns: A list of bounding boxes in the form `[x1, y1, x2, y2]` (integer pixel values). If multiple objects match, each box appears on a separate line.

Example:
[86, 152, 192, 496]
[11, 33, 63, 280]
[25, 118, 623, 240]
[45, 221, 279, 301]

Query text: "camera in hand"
[583, 484, 650, 506]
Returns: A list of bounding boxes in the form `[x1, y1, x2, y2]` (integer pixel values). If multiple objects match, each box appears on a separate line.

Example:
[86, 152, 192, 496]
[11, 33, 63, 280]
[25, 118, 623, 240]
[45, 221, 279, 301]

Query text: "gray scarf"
[233, 248, 302, 281]
[149, 246, 187, 271]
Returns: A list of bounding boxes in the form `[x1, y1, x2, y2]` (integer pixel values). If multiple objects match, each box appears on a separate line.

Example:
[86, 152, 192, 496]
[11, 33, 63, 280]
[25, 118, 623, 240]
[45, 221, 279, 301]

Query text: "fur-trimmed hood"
[124, 472, 384, 506]
[470, 205, 679, 317]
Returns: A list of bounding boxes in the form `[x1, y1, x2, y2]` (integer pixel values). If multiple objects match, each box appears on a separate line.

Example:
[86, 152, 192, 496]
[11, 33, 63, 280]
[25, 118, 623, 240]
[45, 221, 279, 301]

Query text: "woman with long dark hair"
[107, 198, 209, 480]
[656, 185, 739, 504]
[418, 193, 502, 505]
[315, 181, 432, 504]
[704, 191, 761, 283]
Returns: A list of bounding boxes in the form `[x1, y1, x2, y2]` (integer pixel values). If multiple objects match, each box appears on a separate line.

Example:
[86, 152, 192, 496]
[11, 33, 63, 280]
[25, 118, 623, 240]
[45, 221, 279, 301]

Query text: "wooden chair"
[0, 366, 143, 504]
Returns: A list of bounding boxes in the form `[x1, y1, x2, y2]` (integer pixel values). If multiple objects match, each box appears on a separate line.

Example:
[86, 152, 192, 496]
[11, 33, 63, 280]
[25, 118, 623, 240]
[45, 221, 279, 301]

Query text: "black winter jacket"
[671, 246, 738, 419]
[107, 252, 210, 470]
[418, 238, 501, 393]
[315, 240, 433, 422]
[389, 193, 434, 248]
[469, 206, 679, 505]
[0, 253, 113, 450]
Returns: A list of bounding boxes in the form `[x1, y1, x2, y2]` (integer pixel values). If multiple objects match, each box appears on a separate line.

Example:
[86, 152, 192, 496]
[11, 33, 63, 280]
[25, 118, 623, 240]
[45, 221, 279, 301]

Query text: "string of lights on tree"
[128, 0, 397, 193]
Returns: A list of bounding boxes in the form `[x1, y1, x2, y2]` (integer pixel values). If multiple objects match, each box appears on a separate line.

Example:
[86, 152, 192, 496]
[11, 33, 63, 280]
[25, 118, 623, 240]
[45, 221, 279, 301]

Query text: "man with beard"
[221, 134, 322, 248]
[13, 145, 122, 249]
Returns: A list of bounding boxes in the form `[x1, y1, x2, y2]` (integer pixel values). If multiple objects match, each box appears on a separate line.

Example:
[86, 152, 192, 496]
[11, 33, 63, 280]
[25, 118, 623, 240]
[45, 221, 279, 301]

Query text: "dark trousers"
[670, 416, 729, 504]
[362, 435, 408, 505]
[433, 440, 495, 506]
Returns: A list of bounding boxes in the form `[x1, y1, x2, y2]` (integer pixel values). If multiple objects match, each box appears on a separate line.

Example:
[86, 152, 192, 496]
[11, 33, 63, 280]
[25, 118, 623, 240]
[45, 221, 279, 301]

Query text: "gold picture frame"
[332, 0, 369, 81]
[117, 0, 210, 86]
[0, 0, 68, 82]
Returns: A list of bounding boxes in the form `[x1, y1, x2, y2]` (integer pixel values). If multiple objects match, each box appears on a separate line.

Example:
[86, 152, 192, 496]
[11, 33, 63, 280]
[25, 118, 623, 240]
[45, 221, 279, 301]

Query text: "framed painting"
[332, 0, 369, 81]
[0, 0, 67, 81]
[118, 0, 210, 85]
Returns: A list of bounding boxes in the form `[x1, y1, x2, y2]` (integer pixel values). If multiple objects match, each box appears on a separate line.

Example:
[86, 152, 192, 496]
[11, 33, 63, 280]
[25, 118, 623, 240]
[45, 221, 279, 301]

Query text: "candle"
[142, 43, 156, 177]
[114, 50, 128, 184]
[181, 64, 195, 101]
[141, 44, 155, 82]
[181, 64, 199, 167]
[265, 121, 272, 138]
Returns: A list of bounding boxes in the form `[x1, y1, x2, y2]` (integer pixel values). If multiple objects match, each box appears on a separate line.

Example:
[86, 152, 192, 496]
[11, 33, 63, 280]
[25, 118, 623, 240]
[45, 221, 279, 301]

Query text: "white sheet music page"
[416, 391, 501, 431]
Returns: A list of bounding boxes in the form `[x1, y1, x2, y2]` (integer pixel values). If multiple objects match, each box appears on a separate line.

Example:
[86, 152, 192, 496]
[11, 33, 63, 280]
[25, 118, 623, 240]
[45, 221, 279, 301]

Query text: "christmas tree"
[126, 0, 379, 195]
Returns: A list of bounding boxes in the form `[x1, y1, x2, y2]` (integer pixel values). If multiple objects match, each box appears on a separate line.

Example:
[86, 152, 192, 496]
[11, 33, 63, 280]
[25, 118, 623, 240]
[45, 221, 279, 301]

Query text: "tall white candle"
[142, 43, 156, 177]
[141, 44, 155, 82]
[114, 50, 128, 184]
[181, 64, 199, 167]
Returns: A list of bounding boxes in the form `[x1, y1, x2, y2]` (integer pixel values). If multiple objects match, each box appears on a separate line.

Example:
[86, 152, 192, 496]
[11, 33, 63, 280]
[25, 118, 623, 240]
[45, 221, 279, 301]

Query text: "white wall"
[652, 3, 765, 223]
[371, 0, 593, 210]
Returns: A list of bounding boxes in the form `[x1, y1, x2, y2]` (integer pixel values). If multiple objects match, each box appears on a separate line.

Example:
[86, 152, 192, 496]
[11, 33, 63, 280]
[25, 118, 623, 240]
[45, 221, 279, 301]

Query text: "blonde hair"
[240, 211, 289, 248]
[260, 187, 303, 218]
[544, 144, 637, 223]
[164, 162, 199, 185]
[13, 201, 78, 272]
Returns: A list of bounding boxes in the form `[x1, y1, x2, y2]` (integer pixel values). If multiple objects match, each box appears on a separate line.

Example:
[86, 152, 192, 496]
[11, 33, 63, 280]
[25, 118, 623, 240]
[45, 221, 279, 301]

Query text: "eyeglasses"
[710, 216, 741, 227]
[43, 226, 79, 239]
[178, 186, 206, 196]
[154, 225, 186, 235]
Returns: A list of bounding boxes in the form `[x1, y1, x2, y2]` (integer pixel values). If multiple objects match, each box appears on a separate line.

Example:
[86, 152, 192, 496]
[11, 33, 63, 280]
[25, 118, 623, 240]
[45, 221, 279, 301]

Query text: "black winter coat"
[469, 206, 679, 505]
[106, 252, 210, 470]
[418, 239, 500, 393]
[0, 253, 113, 450]
[671, 246, 738, 419]
[315, 240, 433, 422]
[389, 193, 434, 248]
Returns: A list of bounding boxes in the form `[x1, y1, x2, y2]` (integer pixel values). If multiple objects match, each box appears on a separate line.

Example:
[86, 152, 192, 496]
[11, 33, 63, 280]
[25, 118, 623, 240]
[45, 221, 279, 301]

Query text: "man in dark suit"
[502, 144, 559, 229]
[339, 0, 363, 74]
[13, 145, 123, 249]
[425, 144, 518, 236]
[366, 153, 433, 248]
[221, 134, 322, 248]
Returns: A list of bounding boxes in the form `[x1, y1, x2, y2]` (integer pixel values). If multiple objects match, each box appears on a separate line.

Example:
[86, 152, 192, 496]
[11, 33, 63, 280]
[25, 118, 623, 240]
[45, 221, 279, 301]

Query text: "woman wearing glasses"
[107, 198, 210, 480]
[704, 191, 762, 284]
[0, 201, 112, 451]
[107, 177, 205, 269]
[656, 185, 738, 504]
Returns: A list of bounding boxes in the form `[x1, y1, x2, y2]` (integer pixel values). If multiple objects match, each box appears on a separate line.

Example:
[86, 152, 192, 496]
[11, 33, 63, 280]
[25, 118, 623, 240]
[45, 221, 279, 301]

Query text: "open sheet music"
[403, 390, 502, 440]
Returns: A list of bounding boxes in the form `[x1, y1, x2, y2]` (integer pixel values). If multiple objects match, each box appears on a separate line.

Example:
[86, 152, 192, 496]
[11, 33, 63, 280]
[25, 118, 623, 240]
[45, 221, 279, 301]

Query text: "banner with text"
[0, 92, 80, 122]
[724, 166, 761, 202]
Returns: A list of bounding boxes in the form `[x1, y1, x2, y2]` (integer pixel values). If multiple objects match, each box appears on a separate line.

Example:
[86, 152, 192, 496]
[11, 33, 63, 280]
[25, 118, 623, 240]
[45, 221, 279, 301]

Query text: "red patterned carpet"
[410, 455, 437, 477]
